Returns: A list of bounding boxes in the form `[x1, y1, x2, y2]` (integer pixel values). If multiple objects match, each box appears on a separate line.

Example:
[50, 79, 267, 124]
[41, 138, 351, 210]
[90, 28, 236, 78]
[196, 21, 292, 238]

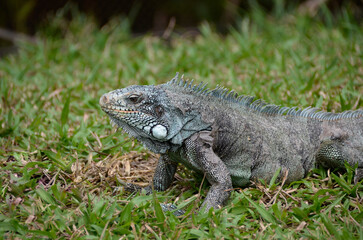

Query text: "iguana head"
[100, 83, 211, 153]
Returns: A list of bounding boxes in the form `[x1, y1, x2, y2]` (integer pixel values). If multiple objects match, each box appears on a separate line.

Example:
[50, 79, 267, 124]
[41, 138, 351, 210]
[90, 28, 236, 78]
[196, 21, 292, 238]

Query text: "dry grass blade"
[71, 151, 158, 192]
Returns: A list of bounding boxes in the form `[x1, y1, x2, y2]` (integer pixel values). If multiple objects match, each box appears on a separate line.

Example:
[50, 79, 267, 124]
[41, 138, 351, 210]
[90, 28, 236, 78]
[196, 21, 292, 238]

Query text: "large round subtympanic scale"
[151, 125, 167, 139]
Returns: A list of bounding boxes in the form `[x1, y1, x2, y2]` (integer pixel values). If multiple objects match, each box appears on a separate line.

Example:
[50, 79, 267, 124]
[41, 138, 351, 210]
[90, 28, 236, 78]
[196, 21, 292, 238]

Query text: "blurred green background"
[1, 0, 362, 48]
[1, 0, 363, 238]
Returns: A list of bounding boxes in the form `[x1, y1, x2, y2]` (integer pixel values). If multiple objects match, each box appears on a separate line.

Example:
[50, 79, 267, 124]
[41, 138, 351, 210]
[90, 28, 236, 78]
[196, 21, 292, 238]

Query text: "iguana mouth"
[101, 106, 139, 114]
[115, 109, 139, 114]
[106, 108, 139, 114]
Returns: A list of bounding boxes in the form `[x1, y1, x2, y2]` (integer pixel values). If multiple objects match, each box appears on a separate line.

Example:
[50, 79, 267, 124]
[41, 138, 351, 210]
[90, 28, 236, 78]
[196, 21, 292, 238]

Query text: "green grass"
[1, 5, 363, 239]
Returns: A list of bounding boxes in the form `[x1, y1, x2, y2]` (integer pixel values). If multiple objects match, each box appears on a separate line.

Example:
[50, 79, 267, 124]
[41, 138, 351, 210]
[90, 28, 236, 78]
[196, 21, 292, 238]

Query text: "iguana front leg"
[123, 154, 177, 194]
[153, 154, 178, 191]
[122, 155, 185, 215]
[125, 131, 233, 213]
[185, 131, 233, 212]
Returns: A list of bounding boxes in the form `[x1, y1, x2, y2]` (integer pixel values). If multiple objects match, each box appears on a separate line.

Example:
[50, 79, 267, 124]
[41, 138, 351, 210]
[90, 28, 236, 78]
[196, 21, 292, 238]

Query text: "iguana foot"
[160, 203, 185, 216]
[117, 180, 186, 215]
[354, 168, 363, 184]
[117, 179, 152, 194]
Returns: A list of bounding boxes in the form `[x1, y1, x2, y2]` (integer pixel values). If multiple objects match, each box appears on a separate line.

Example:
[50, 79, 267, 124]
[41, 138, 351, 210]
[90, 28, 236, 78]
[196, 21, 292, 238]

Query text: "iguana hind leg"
[316, 139, 363, 183]
[316, 140, 346, 169]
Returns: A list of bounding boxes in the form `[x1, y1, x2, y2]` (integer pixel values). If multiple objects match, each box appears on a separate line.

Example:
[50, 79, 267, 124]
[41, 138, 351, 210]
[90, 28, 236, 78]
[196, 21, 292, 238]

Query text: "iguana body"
[100, 73, 363, 212]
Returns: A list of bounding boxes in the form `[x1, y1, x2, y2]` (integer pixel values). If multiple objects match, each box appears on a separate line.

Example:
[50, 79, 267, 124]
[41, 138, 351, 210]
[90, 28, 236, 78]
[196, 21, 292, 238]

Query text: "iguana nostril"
[99, 94, 109, 106]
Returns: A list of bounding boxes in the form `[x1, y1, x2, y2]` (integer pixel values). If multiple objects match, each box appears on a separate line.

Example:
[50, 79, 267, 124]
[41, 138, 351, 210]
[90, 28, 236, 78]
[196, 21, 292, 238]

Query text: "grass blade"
[61, 92, 71, 126]
[243, 193, 278, 225]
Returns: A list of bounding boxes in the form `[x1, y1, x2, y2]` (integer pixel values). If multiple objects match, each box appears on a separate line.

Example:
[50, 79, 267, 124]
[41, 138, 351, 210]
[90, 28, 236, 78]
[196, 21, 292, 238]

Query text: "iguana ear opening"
[154, 105, 164, 118]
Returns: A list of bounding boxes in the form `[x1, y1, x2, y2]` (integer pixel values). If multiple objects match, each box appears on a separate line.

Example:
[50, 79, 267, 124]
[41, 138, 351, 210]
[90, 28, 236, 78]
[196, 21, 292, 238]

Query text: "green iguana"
[99, 73, 363, 213]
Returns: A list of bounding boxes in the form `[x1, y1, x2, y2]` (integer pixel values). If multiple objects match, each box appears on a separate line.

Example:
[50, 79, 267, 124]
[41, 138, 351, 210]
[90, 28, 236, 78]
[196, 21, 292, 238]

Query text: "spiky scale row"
[166, 73, 363, 121]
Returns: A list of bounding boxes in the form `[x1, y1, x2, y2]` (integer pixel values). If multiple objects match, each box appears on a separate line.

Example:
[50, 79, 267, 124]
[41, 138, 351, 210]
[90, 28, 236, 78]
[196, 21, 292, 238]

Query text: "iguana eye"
[128, 94, 143, 104]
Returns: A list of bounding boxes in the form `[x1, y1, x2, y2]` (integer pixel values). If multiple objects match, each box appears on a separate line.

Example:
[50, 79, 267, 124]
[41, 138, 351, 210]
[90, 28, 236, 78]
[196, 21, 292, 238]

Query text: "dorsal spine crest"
[166, 73, 363, 121]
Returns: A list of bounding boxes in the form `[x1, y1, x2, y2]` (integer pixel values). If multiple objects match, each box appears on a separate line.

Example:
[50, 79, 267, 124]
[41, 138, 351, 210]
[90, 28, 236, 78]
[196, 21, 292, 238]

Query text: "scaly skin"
[99, 73, 363, 213]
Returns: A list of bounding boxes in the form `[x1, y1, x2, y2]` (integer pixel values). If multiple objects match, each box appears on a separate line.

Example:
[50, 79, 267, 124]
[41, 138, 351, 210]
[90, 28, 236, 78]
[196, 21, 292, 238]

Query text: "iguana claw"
[160, 203, 185, 216]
